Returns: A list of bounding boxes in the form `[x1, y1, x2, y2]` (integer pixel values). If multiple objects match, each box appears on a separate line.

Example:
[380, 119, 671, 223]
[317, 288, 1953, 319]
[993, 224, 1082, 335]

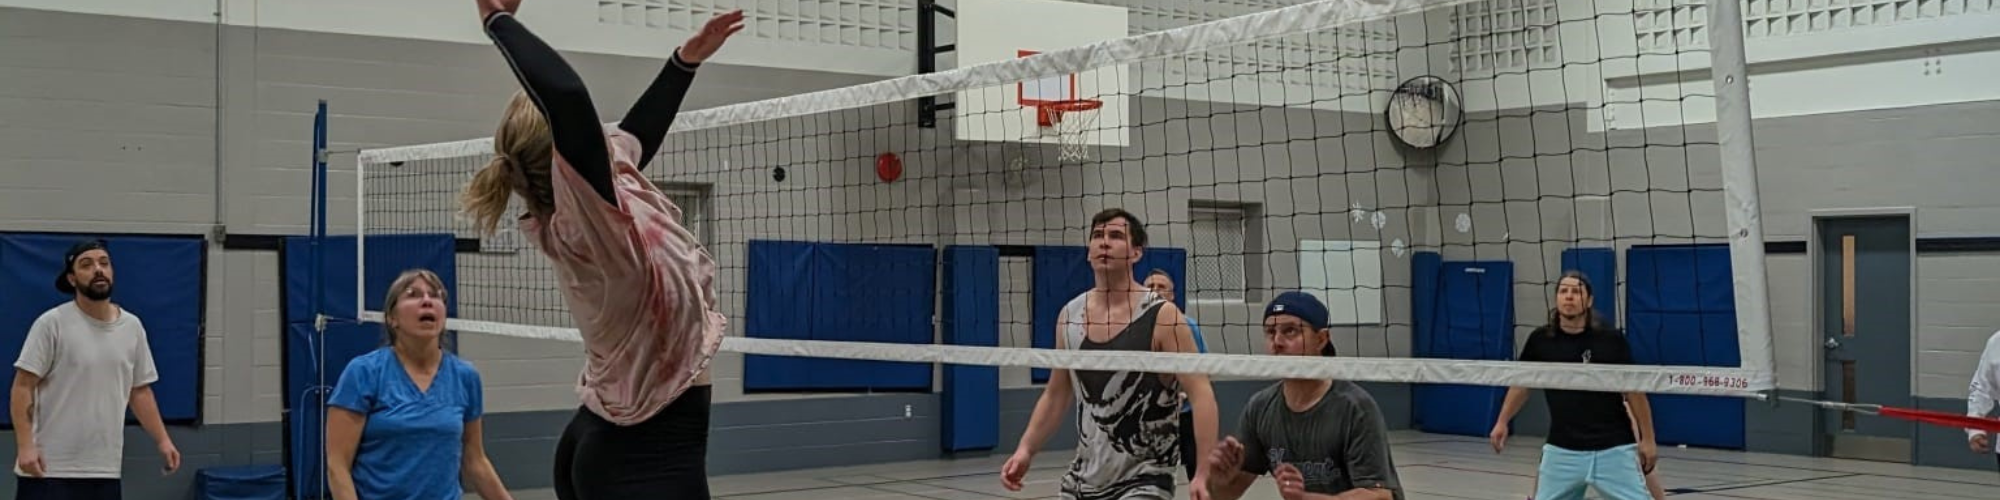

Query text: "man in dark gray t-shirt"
[1207, 292, 1402, 500]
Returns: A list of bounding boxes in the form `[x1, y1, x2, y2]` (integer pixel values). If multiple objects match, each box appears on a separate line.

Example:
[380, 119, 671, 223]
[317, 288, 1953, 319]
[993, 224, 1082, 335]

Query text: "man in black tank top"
[1001, 209, 1220, 500]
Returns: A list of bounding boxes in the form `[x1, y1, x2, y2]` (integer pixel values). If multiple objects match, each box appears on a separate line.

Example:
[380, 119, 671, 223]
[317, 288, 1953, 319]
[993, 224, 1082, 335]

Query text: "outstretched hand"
[477, 0, 522, 20]
[679, 10, 746, 64]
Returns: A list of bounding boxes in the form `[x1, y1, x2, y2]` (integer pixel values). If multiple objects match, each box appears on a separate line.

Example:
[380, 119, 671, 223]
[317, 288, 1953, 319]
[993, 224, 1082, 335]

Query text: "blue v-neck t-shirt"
[329, 347, 485, 499]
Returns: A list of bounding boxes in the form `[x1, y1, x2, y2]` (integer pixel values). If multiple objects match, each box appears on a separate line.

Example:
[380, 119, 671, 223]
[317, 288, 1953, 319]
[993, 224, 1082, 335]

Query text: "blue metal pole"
[312, 100, 328, 318]
[308, 99, 329, 500]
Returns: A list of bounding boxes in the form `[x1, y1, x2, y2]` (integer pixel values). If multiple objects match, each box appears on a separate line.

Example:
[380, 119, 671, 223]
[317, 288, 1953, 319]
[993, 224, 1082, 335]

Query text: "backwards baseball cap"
[1263, 291, 1336, 356]
[55, 239, 109, 294]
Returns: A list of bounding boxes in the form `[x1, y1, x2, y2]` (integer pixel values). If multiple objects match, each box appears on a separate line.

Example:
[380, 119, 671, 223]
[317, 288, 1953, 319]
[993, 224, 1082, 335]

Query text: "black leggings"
[553, 385, 713, 500]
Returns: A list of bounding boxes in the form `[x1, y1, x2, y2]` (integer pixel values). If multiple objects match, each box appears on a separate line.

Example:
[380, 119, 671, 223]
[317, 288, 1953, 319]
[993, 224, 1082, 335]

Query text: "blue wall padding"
[281, 234, 457, 499]
[0, 234, 204, 425]
[744, 240, 816, 391]
[744, 240, 936, 391]
[1413, 260, 1515, 437]
[941, 245, 1000, 452]
[1028, 246, 1187, 383]
[1560, 247, 1619, 325]
[281, 234, 460, 323]
[815, 244, 935, 390]
[1626, 244, 1744, 450]
[1030, 246, 1091, 383]
[196, 464, 287, 500]
[1410, 252, 1442, 359]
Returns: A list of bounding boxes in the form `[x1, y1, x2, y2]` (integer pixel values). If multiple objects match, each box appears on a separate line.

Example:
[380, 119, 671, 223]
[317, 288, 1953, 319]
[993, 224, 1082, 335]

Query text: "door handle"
[1824, 337, 1842, 349]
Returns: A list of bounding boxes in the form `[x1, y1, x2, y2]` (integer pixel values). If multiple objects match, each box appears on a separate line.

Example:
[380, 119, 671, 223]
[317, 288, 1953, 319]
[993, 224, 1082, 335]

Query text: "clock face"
[1387, 76, 1461, 149]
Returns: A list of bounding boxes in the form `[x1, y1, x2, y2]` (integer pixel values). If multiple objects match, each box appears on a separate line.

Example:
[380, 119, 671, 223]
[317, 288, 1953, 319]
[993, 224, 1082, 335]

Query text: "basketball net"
[1036, 100, 1101, 163]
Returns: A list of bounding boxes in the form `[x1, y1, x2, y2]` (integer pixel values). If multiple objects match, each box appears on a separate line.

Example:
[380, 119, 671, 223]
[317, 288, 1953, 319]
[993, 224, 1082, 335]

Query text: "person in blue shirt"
[1145, 269, 1209, 479]
[326, 269, 512, 500]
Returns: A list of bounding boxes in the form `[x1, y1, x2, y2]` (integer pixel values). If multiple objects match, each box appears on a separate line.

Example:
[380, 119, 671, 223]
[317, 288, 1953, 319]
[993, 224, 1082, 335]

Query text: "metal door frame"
[1806, 206, 1917, 461]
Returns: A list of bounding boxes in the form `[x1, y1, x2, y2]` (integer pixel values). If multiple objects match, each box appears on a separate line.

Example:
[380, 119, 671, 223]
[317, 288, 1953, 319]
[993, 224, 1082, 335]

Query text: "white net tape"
[357, 312, 1765, 397]
[354, 0, 1477, 165]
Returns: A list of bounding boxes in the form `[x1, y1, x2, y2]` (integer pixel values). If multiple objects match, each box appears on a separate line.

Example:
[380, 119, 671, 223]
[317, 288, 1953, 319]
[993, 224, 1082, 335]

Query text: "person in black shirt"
[1489, 272, 1658, 500]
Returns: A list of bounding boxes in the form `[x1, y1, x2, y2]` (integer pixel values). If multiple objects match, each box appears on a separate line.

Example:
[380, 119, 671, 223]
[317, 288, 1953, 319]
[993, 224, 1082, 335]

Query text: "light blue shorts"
[1533, 444, 1650, 500]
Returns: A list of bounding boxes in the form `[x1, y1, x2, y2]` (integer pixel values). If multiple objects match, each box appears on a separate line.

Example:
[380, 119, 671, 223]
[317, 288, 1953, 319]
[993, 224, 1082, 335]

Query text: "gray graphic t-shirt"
[1235, 381, 1404, 500]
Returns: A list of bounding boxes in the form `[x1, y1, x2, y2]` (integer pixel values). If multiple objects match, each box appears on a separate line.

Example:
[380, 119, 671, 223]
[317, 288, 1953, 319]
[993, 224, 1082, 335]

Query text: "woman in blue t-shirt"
[326, 269, 512, 500]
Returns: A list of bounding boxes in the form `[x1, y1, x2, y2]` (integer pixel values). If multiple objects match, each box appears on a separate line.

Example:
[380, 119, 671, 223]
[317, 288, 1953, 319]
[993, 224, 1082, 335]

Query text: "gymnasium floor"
[472, 431, 1998, 499]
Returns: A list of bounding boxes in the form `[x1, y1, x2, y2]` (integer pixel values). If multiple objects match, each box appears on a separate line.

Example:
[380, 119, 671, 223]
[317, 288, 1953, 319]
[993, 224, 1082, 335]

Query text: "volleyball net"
[346, 0, 1779, 398]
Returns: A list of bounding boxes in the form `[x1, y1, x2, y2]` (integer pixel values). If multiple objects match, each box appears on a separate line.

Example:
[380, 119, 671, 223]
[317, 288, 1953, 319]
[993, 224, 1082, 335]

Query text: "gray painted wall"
[7, 4, 2000, 500]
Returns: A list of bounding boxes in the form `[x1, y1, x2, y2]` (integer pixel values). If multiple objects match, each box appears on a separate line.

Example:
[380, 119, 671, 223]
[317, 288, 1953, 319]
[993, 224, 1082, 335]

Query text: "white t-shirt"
[12, 301, 159, 478]
[1969, 329, 2000, 453]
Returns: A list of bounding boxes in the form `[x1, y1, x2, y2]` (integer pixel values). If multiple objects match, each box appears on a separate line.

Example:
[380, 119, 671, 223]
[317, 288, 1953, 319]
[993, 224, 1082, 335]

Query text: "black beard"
[80, 281, 113, 301]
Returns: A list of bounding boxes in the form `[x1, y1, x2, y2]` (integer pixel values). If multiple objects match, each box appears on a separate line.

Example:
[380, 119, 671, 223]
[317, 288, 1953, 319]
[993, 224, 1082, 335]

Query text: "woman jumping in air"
[459, 1, 742, 498]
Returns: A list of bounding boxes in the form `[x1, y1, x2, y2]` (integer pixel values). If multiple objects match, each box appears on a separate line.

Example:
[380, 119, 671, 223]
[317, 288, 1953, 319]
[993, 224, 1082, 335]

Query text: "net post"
[354, 140, 366, 327]
[310, 98, 332, 500]
[1707, 0, 1776, 393]
[310, 99, 328, 334]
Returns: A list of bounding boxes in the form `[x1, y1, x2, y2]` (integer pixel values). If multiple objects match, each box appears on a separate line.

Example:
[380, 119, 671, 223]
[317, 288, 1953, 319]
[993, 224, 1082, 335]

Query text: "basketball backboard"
[953, 0, 1129, 148]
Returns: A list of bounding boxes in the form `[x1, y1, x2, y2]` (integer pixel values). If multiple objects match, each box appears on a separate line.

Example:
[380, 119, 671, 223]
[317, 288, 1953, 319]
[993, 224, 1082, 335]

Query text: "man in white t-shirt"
[11, 240, 180, 500]
[1967, 329, 2000, 473]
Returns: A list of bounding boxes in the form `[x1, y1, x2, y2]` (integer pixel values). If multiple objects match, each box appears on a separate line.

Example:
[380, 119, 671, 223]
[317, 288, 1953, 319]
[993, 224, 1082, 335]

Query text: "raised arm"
[618, 11, 743, 169]
[481, 5, 615, 204]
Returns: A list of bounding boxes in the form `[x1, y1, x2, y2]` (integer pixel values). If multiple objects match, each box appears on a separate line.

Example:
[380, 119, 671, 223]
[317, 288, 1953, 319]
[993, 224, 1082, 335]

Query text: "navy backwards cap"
[1264, 291, 1336, 356]
[55, 239, 109, 294]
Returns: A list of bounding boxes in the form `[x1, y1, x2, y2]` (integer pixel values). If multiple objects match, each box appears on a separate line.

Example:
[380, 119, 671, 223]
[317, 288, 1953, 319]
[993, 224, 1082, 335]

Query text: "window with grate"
[1635, 0, 1998, 51]
[1451, 0, 1562, 75]
[1190, 204, 1254, 303]
[596, 0, 916, 51]
[655, 181, 715, 245]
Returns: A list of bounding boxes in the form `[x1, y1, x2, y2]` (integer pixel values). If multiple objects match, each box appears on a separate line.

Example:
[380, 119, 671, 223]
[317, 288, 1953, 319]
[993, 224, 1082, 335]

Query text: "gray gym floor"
[471, 431, 1997, 499]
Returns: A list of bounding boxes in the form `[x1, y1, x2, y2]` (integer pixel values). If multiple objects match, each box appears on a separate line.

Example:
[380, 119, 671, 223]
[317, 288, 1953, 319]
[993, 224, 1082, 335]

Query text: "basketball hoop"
[1034, 99, 1102, 163]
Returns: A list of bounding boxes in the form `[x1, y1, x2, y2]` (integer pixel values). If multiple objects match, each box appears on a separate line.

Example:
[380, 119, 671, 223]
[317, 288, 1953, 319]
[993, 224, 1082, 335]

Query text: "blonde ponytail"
[461, 156, 518, 235]
[459, 90, 557, 235]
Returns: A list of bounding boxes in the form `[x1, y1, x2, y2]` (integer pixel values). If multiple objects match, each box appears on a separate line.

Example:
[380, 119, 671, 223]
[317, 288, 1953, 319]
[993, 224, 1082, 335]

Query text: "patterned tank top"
[1058, 291, 1181, 500]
